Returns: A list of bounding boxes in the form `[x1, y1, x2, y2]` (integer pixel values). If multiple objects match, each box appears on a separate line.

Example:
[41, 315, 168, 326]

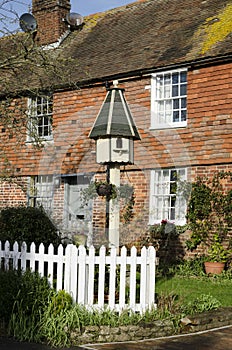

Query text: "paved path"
[0, 325, 232, 350]
[79, 325, 232, 350]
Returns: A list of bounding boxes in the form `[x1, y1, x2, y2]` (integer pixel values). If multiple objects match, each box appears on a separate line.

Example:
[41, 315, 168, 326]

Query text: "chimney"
[32, 0, 71, 45]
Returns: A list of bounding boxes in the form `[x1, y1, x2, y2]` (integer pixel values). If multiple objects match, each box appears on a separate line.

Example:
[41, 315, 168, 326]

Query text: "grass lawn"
[156, 275, 232, 307]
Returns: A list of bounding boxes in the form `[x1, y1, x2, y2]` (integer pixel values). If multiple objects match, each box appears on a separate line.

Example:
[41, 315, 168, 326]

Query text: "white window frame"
[149, 168, 187, 225]
[28, 175, 54, 214]
[151, 68, 187, 129]
[27, 94, 53, 142]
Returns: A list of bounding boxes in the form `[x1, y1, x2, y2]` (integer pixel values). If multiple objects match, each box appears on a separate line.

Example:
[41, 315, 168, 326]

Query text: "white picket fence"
[0, 241, 156, 313]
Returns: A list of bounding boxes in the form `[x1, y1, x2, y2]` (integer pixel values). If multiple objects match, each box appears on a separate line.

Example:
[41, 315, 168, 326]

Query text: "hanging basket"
[95, 182, 117, 199]
[97, 183, 112, 196]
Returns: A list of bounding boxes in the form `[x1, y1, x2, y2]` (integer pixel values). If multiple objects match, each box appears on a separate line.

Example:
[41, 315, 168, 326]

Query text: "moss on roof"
[1, 0, 231, 95]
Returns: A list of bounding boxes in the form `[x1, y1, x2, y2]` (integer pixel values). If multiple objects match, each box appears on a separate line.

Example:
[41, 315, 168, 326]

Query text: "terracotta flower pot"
[204, 261, 225, 275]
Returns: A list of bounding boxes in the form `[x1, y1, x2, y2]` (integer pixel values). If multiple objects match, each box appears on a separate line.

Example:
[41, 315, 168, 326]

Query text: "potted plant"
[185, 172, 232, 274]
[204, 234, 231, 274]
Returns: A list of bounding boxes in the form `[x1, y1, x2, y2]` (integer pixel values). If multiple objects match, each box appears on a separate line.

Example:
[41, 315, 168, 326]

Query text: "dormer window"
[27, 94, 53, 142]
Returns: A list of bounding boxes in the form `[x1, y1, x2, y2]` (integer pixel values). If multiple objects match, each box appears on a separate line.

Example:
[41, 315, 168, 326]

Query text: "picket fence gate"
[0, 241, 156, 313]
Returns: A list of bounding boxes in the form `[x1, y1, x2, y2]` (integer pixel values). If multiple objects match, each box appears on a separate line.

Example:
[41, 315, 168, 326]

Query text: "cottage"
[0, 0, 232, 250]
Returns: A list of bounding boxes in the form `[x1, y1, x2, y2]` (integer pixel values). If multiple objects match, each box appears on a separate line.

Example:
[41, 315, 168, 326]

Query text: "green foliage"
[182, 294, 221, 315]
[186, 172, 232, 257]
[0, 270, 22, 323]
[170, 256, 207, 277]
[121, 191, 135, 224]
[3, 258, 231, 348]
[0, 206, 61, 247]
[206, 234, 232, 262]
[8, 270, 53, 342]
[47, 290, 73, 316]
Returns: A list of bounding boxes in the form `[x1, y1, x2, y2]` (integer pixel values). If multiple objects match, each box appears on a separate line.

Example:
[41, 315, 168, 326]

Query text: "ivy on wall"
[186, 171, 232, 251]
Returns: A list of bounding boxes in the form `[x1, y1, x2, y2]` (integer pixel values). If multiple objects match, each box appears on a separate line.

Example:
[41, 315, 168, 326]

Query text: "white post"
[108, 163, 120, 248]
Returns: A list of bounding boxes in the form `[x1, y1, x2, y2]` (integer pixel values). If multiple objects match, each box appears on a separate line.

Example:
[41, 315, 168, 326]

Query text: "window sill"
[26, 138, 54, 145]
[150, 121, 187, 131]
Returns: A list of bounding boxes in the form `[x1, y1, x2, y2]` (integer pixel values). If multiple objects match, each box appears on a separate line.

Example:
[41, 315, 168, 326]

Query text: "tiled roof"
[59, 0, 232, 83]
[1, 0, 232, 93]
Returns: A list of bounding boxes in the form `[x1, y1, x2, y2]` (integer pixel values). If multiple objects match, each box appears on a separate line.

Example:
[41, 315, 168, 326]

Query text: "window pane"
[172, 73, 179, 84]
[170, 207, 175, 220]
[163, 170, 169, 179]
[173, 99, 179, 109]
[170, 170, 177, 181]
[181, 110, 186, 121]
[180, 84, 187, 95]
[164, 74, 171, 84]
[173, 111, 179, 122]
[180, 71, 187, 82]
[181, 98, 186, 108]
[164, 85, 171, 98]
[172, 85, 178, 97]
[170, 182, 177, 194]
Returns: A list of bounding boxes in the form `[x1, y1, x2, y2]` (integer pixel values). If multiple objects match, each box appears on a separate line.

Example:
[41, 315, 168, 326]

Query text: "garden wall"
[70, 307, 232, 345]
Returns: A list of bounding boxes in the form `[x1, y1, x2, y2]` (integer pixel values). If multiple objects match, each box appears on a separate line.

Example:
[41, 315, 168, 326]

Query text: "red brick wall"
[32, 0, 71, 45]
[1, 62, 232, 250]
[0, 177, 27, 209]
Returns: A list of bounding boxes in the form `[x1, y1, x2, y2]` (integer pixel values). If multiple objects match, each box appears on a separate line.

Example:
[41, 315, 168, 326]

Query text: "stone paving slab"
[79, 325, 232, 350]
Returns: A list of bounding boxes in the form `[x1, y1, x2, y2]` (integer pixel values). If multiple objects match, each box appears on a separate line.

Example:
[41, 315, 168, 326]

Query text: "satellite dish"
[19, 13, 37, 32]
[66, 12, 84, 27]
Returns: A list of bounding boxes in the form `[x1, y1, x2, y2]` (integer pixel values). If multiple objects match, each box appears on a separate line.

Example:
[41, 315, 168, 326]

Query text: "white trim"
[149, 168, 187, 225]
[151, 68, 187, 130]
[26, 95, 53, 143]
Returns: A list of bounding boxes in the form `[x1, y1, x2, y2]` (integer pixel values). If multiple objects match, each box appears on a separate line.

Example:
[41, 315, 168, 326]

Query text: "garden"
[0, 259, 231, 347]
[0, 172, 231, 347]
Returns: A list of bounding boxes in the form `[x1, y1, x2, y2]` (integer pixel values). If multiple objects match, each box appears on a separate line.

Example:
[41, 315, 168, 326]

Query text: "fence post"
[21, 241, 27, 272]
[56, 244, 64, 291]
[29, 242, 36, 272]
[12, 242, 19, 270]
[148, 246, 156, 309]
[140, 246, 147, 313]
[129, 246, 137, 310]
[87, 245, 95, 305]
[38, 243, 45, 276]
[4, 241, 10, 271]
[98, 246, 106, 308]
[77, 245, 86, 304]
[109, 246, 117, 309]
[119, 246, 127, 310]
[64, 244, 72, 295]
[47, 244, 54, 287]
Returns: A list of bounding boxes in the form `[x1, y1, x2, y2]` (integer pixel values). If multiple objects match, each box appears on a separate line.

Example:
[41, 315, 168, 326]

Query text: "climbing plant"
[186, 171, 232, 251]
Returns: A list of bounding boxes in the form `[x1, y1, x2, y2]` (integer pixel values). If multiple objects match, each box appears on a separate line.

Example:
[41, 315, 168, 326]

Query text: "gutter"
[1, 53, 232, 98]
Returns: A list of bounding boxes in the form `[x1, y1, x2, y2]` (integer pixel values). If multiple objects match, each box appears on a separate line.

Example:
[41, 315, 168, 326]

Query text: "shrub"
[0, 269, 22, 323]
[0, 206, 61, 247]
[8, 270, 53, 342]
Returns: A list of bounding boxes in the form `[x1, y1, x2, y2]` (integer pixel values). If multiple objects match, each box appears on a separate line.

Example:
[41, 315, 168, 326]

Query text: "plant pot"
[204, 261, 225, 275]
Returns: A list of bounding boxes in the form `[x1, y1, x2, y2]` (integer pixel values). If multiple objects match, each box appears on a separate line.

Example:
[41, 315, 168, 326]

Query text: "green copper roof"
[89, 88, 140, 140]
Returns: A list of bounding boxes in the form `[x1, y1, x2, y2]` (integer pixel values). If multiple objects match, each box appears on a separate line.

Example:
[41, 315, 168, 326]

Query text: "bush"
[0, 206, 61, 247]
[8, 270, 53, 342]
[0, 269, 52, 327]
[0, 269, 22, 323]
